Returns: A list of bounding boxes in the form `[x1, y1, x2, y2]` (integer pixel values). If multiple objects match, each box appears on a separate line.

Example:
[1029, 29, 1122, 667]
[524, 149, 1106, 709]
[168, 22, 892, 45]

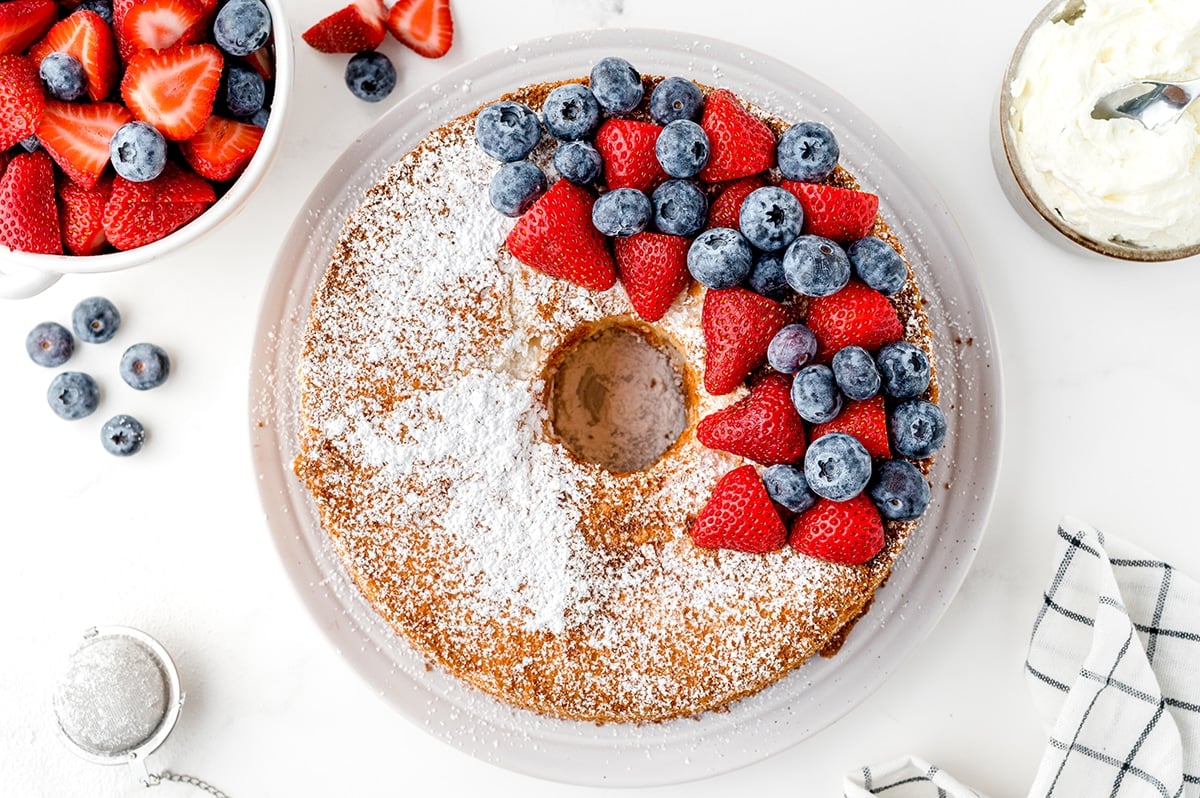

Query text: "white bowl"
[0, 0, 293, 299]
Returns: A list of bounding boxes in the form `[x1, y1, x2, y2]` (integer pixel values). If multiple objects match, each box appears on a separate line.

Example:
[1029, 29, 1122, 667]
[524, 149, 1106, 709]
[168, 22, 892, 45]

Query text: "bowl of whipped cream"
[996, 0, 1200, 261]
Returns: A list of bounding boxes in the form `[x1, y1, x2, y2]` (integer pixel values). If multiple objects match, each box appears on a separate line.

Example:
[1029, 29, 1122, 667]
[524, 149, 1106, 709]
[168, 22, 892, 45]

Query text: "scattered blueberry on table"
[119, 343, 171, 391]
[26, 322, 74, 368]
[345, 51, 397, 103]
[100, 415, 146, 457]
[47, 372, 99, 421]
[71, 297, 121, 344]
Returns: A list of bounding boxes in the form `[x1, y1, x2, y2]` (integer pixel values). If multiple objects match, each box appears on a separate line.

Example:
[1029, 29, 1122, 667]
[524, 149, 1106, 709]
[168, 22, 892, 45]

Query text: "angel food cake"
[295, 58, 946, 723]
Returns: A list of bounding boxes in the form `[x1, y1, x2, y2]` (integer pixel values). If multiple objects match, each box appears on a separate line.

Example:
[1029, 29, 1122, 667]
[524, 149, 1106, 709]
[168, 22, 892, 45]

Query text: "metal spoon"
[1092, 78, 1200, 130]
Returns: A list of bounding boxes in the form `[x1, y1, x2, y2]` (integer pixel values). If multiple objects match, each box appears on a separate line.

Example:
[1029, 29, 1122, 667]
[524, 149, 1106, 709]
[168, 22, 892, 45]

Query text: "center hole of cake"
[548, 322, 688, 474]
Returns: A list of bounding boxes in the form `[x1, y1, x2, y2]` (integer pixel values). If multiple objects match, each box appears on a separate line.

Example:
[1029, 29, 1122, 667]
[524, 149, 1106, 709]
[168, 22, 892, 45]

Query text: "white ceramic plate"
[249, 29, 1003, 787]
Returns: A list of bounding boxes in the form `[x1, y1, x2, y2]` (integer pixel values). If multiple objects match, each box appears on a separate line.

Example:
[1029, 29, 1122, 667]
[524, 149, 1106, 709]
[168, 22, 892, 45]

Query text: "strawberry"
[118, 0, 206, 57]
[506, 180, 616, 292]
[0, 150, 61, 254]
[102, 162, 215, 250]
[0, 0, 57, 56]
[782, 180, 878, 242]
[242, 44, 274, 81]
[790, 494, 885, 565]
[697, 374, 807, 465]
[812, 396, 890, 459]
[0, 54, 44, 151]
[701, 287, 792, 395]
[594, 118, 667, 193]
[806, 280, 903, 359]
[121, 44, 222, 141]
[59, 176, 112, 256]
[180, 115, 262, 181]
[698, 89, 775, 183]
[707, 174, 767, 230]
[613, 231, 690, 321]
[37, 101, 132, 189]
[301, 0, 387, 54]
[386, 0, 453, 58]
[691, 465, 787, 553]
[30, 10, 118, 103]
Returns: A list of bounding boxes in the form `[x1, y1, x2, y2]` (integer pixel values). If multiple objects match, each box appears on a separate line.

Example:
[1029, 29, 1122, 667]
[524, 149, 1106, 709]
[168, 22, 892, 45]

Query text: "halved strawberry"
[790, 494, 885, 565]
[119, 0, 206, 58]
[0, 0, 57, 56]
[37, 101, 133, 189]
[594, 118, 667, 193]
[386, 0, 452, 58]
[707, 174, 767, 230]
[812, 396, 891, 459]
[697, 374, 807, 465]
[701, 287, 793, 395]
[30, 10, 118, 103]
[691, 465, 787, 553]
[698, 89, 775, 183]
[242, 44, 274, 81]
[782, 180, 878, 242]
[506, 179, 616, 292]
[59, 176, 112, 256]
[613, 231, 690, 322]
[180, 115, 263, 182]
[805, 280, 903, 359]
[301, 0, 387, 54]
[121, 44, 222, 141]
[0, 54, 44, 152]
[0, 150, 61, 254]
[102, 162, 215, 250]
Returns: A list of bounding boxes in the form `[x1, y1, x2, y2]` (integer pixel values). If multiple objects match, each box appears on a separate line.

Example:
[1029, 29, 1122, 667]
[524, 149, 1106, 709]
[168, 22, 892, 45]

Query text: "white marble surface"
[3, 0, 1199, 795]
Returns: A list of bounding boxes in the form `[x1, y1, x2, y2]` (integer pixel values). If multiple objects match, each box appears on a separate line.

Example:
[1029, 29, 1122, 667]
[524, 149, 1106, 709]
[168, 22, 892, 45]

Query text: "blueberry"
[109, 122, 167, 182]
[649, 76, 703, 124]
[223, 63, 266, 117]
[19, 135, 39, 152]
[783, 235, 851, 297]
[592, 188, 651, 237]
[655, 119, 709, 179]
[686, 227, 753, 289]
[762, 464, 818, 514]
[589, 56, 643, 115]
[767, 324, 817, 374]
[876, 341, 931, 399]
[345, 52, 396, 103]
[777, 121, 839, 183]
[739, 186, 803, 252]
[475, 101, 542, 162]
[119, 342, 171, 390]
[47, 372, 99, 421]
[848, 236, 907, 296]
[39, 52, 87, 102]
[650, 179, 706, 237]
[868, 459, 930, 521]
[746, 251, 792, 302]
[791, 364, 842, 423]
[26, 322, 74, 367]
[542, 83, 600, 141]
[72, 297, 120, 344]
[805, 432, 872, 501]
[488, 160, 546, 217]
[100, 414, 145, 457]
[831, 345, 881, 401]
[553, 140, 602, 185]
[213, 0, 271, 57]
[250, 106, 270, 129]
[76, 0, 113, 23]
[890, 399, 947, 459]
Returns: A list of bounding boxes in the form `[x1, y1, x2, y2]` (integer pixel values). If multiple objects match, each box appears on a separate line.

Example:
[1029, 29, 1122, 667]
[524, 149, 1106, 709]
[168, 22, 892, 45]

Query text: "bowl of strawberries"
[0, 0, 292, 299]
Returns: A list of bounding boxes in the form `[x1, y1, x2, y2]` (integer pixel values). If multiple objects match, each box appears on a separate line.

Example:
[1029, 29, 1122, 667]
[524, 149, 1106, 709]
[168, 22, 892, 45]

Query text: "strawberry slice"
[691, 465, 787, 553]
[30, 10, 118, 103]
[805, 280, 903, 359]
[181, 115, 263, 182]
[119, 0, 207, 57]
[121, 44, 222, 141]
[812, 396, 891, 459]
[594, 118, 667, 193]
[301, 0, 387, 54]
[790, 494, 885, 565]
[707, 174, 767, 230]
[0, 150, 61, 255]
[701, 286, 793, 395]
[59, 176, 112, 256]
[386, 0, 453, 58]
[782, 180, 878, 242]
[242, 44, 274, 81]
[0, 0, 57, 56]
[506, 179, 616, 292]
[613, 231, 690, 322]
[697, 374, 807, 466]
[0, 54, 44, 152]
[698, 89, 775, 183]
[37, 101, 133, 189]
[102, 162, 215, 250]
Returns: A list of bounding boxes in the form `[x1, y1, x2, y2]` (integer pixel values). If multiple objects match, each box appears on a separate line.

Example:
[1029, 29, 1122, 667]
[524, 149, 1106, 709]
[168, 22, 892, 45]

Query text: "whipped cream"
[1007, 0, 1200, 251]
